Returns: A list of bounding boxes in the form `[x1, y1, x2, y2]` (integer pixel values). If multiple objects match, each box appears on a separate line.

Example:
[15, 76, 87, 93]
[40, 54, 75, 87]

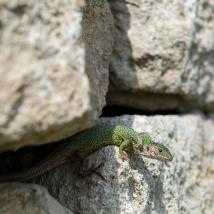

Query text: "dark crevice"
[0, 143, 58, 174]
[0, 21, 3, 30]
[101, 105, 182, 117]
[9, 5, 28, 16]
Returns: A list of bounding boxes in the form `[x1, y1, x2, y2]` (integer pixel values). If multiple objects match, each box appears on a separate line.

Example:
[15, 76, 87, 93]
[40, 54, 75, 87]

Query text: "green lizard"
[0, 124, 173, 182]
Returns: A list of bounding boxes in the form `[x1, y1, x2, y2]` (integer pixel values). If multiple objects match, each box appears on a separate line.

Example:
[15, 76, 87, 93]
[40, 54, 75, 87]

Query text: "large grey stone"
[0, 0, 113, 152]
[0, 183, 72, 214]
[108, 0, 214, 111]
[33, 115, 214, 213]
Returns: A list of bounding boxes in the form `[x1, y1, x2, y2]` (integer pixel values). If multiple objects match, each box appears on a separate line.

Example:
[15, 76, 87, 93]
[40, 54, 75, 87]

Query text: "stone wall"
[0, 0, 213, 213]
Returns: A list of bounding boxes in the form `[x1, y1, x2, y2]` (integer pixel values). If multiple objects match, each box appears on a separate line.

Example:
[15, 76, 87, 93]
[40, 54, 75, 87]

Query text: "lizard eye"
[158, 149, 162, 153]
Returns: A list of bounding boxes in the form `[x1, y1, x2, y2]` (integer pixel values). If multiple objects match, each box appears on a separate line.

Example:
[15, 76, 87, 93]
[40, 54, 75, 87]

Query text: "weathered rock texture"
[0, 0, 113, 151]
[0, 183, 72, 214]
[0, 0, 213, 213]
[108, 0, 214, 111]
[83, 0, 114, 114]
[30, 115, 214, 214]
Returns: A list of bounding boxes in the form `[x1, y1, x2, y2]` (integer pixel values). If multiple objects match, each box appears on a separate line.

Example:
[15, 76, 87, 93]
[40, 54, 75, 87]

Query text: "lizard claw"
[119, 150, 129, 161]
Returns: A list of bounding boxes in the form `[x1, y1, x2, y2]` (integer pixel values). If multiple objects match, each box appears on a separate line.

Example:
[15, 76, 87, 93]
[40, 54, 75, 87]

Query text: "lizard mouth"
[158, 154, 173, 162]
[166, 155, 173, 161]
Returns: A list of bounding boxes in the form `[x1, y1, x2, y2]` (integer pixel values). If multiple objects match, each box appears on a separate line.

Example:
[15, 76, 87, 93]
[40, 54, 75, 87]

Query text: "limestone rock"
[0, 183, 72, 214]
[0, 0, 113, 151]
[33, 115, 214, 213]
[108, 0, 214, 111]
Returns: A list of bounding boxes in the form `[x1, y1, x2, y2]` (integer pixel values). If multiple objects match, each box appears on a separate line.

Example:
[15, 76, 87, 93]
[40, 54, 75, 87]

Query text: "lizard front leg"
[119, 140, 133, 161]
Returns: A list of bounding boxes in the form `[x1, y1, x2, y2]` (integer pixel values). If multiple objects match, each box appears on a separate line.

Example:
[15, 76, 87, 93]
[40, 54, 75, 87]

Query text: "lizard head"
[134, 134, 173, 162]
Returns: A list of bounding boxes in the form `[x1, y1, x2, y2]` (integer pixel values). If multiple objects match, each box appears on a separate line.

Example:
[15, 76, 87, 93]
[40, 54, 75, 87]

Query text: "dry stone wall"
[0, 0, 213, 214]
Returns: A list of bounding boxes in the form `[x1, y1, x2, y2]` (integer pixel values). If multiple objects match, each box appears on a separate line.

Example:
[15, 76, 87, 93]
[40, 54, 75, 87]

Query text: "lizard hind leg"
[77, 154, 106, 180]
[78, 161, 106, 180]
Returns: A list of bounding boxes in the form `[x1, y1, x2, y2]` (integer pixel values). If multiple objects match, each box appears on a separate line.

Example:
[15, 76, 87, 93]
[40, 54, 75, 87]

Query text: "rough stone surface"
[0, 183, 72, 214]
[0, 0, 113, 152]
[31, 115, 214, 214]
[108, 0, 214, 111]
[82, 0, 114, 114]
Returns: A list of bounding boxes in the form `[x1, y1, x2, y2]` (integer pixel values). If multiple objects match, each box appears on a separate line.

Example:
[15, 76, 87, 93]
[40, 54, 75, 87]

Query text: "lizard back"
[0, 124, 139, 182]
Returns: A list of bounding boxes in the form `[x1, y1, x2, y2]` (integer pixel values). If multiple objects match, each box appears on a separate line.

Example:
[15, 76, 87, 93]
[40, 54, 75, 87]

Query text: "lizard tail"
[0, 154, 69, 182]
